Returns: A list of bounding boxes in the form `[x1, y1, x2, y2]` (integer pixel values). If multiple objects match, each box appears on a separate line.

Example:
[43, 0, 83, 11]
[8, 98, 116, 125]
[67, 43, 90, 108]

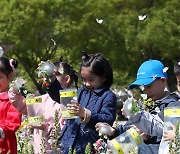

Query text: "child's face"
[176, 75, 180, 94]
[142, 78, 168, 101]
[81, 67, 105, 91]
[0, 71, 11, 92]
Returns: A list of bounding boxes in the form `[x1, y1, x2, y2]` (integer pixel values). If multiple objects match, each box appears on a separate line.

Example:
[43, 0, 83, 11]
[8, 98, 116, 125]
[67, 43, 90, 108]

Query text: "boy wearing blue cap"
[126, 59, 180, 153]
[96, 59, 179, 154]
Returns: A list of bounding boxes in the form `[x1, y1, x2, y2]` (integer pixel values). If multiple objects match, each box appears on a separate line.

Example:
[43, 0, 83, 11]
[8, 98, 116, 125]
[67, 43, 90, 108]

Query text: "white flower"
[48, 139, 53, 144]
[139, 85, 145, 91]
[141, 94, 147, 100]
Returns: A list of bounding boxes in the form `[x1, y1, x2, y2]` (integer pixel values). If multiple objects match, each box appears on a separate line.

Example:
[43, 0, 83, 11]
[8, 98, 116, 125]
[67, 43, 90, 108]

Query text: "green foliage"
[40, 131, 47, 154]
[85, 143, 92, 154]
[130, 101, 141, 115]
[0, 0, 179, 92]
[68, 146, 76, 154]
[16, 125, 34, 154]
[169, 121, 180, 154]
[49, 109, 62, 153]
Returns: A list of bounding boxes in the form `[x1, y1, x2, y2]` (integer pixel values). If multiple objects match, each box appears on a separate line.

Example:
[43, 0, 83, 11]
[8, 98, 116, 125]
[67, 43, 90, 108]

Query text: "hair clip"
[9, 59, 15, 71]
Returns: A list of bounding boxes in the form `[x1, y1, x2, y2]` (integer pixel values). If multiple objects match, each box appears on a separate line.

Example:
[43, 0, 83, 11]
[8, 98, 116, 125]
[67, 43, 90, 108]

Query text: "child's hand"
[130, 125, 148, 141]
[67, 100, 85, 118]
[163, 124, 176, 141]
[95, 122, 115, 137]
[37, 61, 46, 70]
[29, 123, 46, 130]
[10, 78, 26, 95]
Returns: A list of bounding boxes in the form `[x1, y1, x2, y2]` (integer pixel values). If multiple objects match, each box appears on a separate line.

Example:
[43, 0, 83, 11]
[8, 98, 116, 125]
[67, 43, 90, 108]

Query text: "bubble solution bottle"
[26, 96, 44, 126]
[38, 61, 55, 86]
[107, 127, 143, 154]
[122, 97, 135, 118]
[59, 88, 78, 119]
[39, 61, 55, 76]
[164, 107, 180, 130]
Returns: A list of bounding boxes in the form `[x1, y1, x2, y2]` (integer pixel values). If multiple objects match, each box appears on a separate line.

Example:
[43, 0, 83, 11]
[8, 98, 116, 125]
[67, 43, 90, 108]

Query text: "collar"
[83, 86, 109, 94]
[155, 92, 179, 106]
[0, 91, 9, 100]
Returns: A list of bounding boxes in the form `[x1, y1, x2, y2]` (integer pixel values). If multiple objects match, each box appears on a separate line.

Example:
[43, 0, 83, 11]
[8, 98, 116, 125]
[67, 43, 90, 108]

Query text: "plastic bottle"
[107, 127, 143, 154]
[59, 88, 78, 119]
[26, 96, 44, 126]
[98, 123, 112, 136]
[164, 107, 180, 130]
[39, 61, 55, 76]
[122, 97, 134, 118]
[38, 61, 55, 84]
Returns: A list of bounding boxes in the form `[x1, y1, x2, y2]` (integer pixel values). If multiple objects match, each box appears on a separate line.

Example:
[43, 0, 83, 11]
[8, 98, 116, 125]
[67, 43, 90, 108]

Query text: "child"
[124, 59, 180, 153]
[96, 59, 180, 154]
[9, 58, 78, 153]
[163, 60, 180, 142]
[48, 52, 117, 153]
[173, 59, 180, 96]
[0, 57, 21, 154]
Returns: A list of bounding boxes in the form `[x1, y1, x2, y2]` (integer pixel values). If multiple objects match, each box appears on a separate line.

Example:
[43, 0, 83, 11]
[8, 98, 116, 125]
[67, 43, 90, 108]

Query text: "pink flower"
[96, 139, 102, 147]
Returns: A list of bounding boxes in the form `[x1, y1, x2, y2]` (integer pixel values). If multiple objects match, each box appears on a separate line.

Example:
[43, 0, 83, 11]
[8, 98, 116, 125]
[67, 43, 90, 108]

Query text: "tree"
[0, 0, 179, 92]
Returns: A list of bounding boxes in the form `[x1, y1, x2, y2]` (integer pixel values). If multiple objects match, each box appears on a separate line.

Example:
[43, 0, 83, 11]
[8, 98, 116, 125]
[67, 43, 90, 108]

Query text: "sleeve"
[144, 135, 161, 144]
[8, 89, 27, 115]
[0, 103, 21, 136]
[129, 111, 164, 136]
[114, 120, 132, 137]
[47, 79, 62, 103]
[87, 92, 117, 126]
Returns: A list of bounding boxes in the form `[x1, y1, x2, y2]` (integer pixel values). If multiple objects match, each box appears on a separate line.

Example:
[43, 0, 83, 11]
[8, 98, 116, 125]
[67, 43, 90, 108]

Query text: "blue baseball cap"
[129, 59, 168, 89]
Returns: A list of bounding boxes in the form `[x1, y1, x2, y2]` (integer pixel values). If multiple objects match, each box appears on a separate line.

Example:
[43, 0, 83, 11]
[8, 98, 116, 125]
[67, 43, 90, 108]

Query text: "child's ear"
[65, 75, 71, 84]
[8, 72, 13, 80]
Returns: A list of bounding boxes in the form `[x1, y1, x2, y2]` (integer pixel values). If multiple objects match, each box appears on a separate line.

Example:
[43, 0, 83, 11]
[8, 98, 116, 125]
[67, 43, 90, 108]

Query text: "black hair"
[81, 51, 113, 87]
[0, 57, 18, 77]
[174, 60, 180, 76]
[54, 57, 78, 90]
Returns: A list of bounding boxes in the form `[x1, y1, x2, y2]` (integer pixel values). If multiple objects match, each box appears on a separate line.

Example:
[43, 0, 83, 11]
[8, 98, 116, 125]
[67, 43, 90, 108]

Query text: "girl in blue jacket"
[48, 52, 117, 153]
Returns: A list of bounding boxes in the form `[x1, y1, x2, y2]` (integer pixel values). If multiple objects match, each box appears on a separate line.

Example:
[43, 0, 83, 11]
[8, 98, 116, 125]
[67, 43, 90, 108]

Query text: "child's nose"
[84, 81, 90, 87]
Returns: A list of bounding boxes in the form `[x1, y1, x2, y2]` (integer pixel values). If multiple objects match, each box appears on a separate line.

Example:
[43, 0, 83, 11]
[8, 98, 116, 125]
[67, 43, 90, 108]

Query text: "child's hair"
[54, 57, 78, 89]
[81, 51, 113, 87]
[174, 60, 180, 76]
[0, 57, 18, 77]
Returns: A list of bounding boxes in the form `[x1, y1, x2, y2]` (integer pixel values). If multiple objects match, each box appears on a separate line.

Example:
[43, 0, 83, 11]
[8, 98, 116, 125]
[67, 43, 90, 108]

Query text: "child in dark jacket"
[96, 59, 179, 154]
[163, 60, 180, 143]
[125, 60, 180, 153]
[48, 52, 117, 153]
